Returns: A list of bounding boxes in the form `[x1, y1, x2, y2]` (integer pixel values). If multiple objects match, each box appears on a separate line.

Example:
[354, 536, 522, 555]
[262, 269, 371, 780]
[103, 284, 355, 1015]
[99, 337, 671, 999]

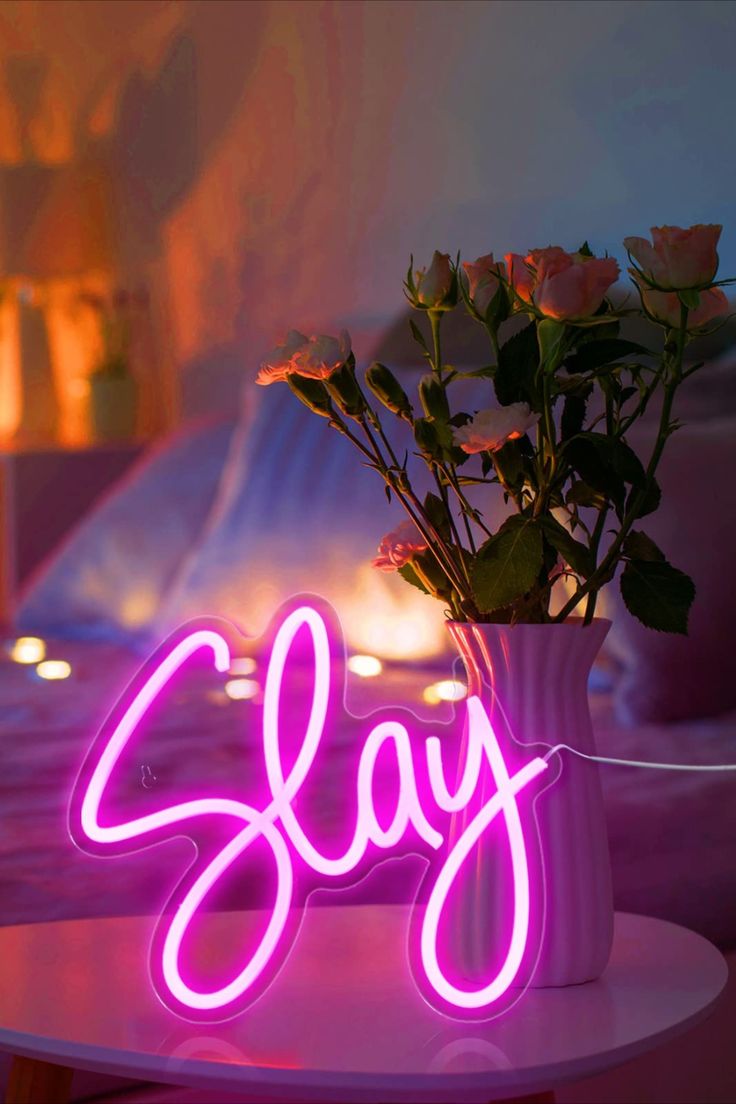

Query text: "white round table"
[0, 906, 727, 1104]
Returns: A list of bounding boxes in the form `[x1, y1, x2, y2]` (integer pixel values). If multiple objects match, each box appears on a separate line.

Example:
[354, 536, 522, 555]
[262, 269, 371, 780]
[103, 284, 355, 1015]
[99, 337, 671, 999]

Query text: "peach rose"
[535, 253, 619, 320]
[256, 329, 309, 385]
[505, 247, 619, 320]
[462, 253, 506, 315]
[506, 247, 574, 302]
[527, 246, 571, 282]
[292, 330, 352, 380]
[453, 403, 540, 454]
[372, 520, 428, 572]
[624, 224, 721, 290]
[638, 283, 729, 329]
[415, 251, 454, 308]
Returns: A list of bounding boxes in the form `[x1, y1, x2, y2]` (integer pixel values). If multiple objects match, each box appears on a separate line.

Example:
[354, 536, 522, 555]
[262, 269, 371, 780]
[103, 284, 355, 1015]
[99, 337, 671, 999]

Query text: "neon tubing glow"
[421, 697, 547, 1009]
[71, 602, 549, 1020]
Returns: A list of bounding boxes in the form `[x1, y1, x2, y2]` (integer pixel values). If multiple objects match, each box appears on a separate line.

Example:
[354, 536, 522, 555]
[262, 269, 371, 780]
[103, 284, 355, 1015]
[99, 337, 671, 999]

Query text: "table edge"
[0, 910, 728, 1100]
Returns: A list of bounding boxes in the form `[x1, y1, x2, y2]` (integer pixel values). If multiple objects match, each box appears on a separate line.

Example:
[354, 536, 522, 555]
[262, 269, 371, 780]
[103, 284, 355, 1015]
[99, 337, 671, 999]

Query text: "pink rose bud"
[453, 403, 540, 454]
[462, 253, 506, 315]
[256, 330, 309, 385]
[414, 251, 455, 309]
[372, 520, 428, 572]
[638, 284, 729, 329]
[624, 224, 721, 290]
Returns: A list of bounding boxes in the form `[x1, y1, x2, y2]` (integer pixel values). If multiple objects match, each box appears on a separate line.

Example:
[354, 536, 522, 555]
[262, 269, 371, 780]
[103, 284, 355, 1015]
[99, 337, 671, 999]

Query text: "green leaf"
[439, 420, 468, 465]
[606, 436, 646, 486]
[404, 255, 419, 303]
[567, 339, 651, 374]
[620, 560, 696, 634]
[560, 392, 589, 440]
[564, 437, 623, 512]
[623, 530, 665, 562]
[470, 516, 543, 612]
[539, 516, 594, 577]
[423, 491, 452, 541]
[678, 288, 701, 310]
[555, 373, 592, 395]
[575, 319, 620, 344]
[492, 440, 524, 491]
[494, 323, 539, 409]
[566, 480, 607, 509]
[412, 548, 453, 597]
[409, 318, 430, 354]
[597, 373, 621, 404]
[398, 562, 430, 595]
[628, 477, 661, 519]
[577, 240, 594, 257]
[565, 432, 646, 515]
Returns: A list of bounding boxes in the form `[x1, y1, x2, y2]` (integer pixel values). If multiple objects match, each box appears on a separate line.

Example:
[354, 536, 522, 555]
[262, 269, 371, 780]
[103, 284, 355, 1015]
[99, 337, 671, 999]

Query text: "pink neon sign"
[69, 599, 550, 1021]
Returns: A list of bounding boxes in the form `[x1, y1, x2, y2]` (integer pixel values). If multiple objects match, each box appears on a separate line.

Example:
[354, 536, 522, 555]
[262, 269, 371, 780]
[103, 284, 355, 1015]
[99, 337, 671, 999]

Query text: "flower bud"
[462, 253, 508, 322]
[418, 373, 450, 421]
[372, 520, 428, 572]
[325, 360, 366, 418]
[287, 375, 334, 418]
[413, 417, 442, 459]
[406, 252, 457, 311]
[365, 362, 413, 419]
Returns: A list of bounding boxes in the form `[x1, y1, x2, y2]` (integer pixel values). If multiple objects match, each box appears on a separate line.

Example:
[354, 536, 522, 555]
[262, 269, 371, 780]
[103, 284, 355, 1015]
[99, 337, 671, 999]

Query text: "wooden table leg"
[5, 1055, 74, 1104]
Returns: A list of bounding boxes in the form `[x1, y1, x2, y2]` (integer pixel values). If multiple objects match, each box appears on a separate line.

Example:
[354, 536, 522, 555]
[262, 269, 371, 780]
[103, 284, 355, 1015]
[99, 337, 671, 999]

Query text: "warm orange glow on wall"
[45, 276, 110, 446]
[0, 290, 22, 442]
[0, 275, 115, 446]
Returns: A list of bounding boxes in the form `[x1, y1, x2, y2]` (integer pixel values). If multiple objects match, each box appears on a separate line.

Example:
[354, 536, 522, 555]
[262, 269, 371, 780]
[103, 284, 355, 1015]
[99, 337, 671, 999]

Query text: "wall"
[160, 0, 736, 411]
[1, 0, 735, 423]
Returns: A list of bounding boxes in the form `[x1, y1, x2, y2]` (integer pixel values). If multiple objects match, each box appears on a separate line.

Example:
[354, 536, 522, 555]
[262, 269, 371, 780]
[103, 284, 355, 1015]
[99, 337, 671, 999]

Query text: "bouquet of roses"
[257, 225, 732, 631]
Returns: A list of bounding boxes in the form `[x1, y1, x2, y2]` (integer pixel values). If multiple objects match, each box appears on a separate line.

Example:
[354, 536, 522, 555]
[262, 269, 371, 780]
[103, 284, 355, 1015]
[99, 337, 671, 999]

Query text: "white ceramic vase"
[446, 619, 614, 987]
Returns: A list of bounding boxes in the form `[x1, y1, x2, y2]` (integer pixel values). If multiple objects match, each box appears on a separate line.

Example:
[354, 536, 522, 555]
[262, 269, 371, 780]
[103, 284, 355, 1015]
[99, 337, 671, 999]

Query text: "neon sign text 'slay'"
[69, 599, 551, 1022]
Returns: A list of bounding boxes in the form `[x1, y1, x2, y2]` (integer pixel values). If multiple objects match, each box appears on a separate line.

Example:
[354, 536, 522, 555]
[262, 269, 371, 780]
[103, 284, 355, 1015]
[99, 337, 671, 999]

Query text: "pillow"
[15, 418, 238, 643]
[607, 416, 736, 724]
[156, 385, 512, 660]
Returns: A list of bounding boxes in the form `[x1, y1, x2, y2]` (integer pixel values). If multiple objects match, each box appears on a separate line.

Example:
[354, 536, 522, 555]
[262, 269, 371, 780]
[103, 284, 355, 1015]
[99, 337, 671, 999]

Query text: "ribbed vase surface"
[446, 619, 614, 987]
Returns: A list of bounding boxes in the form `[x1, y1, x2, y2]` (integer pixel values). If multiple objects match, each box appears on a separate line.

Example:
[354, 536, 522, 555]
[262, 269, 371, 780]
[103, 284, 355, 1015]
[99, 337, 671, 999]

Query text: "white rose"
[453, 403, 539, 454]
[256, 330, 309, 385]
[293, 330, 352, 379]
